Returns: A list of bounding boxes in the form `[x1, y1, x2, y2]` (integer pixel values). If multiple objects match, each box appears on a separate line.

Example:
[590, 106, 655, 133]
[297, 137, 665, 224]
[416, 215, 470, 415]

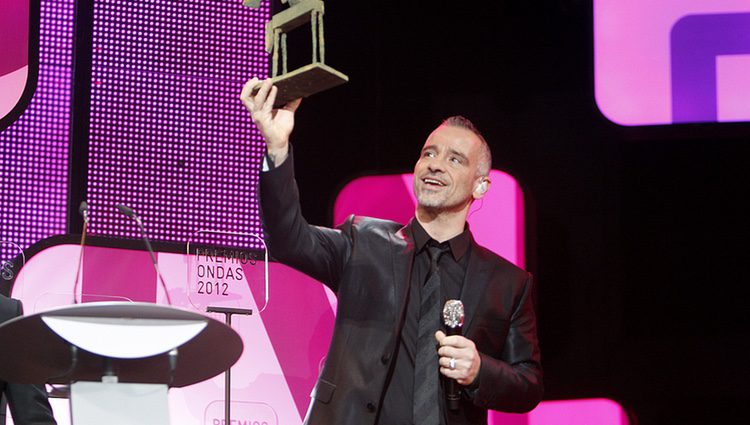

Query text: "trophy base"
[267, 63, 349, 107]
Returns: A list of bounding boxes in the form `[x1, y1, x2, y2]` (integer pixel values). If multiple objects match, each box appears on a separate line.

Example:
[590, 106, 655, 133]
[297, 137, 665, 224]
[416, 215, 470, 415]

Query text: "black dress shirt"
[377, 219, 471, 425]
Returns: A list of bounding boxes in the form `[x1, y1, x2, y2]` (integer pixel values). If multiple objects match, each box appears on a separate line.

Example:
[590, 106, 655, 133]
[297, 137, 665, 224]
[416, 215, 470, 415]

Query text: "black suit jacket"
[0, 295, 57, 425]
[260, 154, 542, 425]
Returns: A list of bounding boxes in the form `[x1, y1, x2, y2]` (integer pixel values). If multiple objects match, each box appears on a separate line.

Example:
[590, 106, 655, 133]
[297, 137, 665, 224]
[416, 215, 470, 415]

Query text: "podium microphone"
[79, 200, 90, 224]
[72, 201, 90, 304]
[443, 299, 465, 411]
[116, 204, 173, 305]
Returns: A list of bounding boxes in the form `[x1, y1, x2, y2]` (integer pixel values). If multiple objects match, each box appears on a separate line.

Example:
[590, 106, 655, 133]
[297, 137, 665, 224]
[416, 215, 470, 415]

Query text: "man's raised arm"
[240, 79, 351, 290]
[240, 78, 301, 167]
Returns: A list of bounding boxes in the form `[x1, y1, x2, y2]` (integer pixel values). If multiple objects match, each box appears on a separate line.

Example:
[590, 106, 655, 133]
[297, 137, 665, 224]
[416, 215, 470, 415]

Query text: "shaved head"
[441, 116, 492, 177]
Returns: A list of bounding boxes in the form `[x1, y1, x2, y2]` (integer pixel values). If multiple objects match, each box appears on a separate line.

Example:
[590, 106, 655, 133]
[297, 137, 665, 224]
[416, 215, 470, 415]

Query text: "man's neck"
[415, 206, 469, 243]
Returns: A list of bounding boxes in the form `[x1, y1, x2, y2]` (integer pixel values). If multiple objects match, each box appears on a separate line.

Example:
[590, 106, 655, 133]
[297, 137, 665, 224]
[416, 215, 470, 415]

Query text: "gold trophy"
[244, 0, 349, 106]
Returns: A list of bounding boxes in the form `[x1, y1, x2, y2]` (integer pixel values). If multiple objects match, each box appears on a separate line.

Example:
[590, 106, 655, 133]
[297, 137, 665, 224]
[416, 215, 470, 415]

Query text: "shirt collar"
[411, 218, 471, 261]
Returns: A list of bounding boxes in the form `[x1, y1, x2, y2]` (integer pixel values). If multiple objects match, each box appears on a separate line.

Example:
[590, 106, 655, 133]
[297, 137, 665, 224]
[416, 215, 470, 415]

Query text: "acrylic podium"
[0, 302, 243, 425]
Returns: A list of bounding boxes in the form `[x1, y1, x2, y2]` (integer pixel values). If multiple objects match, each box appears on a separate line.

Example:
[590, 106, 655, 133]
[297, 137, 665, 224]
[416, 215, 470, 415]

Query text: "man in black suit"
[241, 79, 542, 425]
[0, 295, 56, 425]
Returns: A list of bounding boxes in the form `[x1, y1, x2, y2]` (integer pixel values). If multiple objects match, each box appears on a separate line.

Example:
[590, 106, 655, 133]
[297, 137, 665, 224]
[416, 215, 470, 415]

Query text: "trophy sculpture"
[244, 0, 349, 106]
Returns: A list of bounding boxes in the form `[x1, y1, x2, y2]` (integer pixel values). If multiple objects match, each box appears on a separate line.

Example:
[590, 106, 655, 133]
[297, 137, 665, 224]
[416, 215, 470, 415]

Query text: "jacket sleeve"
[259, 149, 352, 293]
[0, 296, 57, 425]
[5, 383, 57, 425]
[473, 274, 543, 413]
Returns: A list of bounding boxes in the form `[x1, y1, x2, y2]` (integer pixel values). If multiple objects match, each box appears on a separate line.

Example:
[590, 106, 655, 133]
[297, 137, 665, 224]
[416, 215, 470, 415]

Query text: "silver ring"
[449, 358, 456, 370]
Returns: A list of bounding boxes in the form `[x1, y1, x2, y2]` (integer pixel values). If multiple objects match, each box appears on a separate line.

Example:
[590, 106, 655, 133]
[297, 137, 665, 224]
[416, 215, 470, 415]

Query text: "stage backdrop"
[2, 0, 631, 423]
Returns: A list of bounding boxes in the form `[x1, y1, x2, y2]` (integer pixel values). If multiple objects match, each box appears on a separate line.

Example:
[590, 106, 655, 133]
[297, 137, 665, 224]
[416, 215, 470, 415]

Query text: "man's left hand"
[435, 330, 481, 386]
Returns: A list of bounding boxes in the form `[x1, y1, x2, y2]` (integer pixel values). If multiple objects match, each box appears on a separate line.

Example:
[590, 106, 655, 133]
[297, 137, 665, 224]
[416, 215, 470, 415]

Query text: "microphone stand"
[116, 204, 173, 305]
[72, 201, 89, 304]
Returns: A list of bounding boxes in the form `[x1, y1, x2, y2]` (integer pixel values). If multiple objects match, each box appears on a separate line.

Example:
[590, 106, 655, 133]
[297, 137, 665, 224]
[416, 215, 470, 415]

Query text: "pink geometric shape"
[526, 398, 629, 425]
[0, 0, 29, 76]
[0, 66, 28, 121]
[334, 170, 525, 268]
[247, 262, 336, 421]
[716, 54, 750, 122]
[81, 246, 157, 303]
[0, 0, 32, 125]
[594, 0, 750, 126]
[490, 411, 528, 425]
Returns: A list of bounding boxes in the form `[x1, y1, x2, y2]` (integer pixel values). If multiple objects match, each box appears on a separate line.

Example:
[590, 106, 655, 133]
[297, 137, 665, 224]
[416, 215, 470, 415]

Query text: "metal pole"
[225, 313, 232, 425]
[205, 306, 252, 425]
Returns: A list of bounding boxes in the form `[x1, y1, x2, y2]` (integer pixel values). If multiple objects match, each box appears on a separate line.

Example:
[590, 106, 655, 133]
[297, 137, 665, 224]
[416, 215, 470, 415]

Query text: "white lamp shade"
[41, 316, 208, 359]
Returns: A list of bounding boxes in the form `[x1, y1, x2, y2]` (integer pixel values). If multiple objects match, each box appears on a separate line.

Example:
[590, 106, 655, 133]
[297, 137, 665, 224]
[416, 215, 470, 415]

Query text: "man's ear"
[473, 177, 490, 199]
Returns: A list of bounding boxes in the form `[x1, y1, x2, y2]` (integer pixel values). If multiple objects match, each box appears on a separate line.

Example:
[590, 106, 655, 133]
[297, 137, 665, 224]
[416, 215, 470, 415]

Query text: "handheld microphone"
[72, 201, 89, 304]
[116, 204, 173, 305]
[443, 299, 465, 411]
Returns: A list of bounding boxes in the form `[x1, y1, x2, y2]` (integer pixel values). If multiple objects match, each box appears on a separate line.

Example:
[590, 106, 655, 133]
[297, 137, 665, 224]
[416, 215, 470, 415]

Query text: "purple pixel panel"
[594, 0, 750, 126]
[0, 0, 73, 262]
[86, 1, 269, 248]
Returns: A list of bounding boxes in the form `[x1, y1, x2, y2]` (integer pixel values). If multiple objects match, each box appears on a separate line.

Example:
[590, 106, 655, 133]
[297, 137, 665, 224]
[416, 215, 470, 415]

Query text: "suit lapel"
[460, 240, 491, 335]
[389, 224, 415, 334]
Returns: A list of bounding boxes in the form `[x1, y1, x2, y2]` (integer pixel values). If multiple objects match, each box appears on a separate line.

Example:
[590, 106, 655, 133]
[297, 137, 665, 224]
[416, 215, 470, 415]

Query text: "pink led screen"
[2, 0, 269, 274]
[0, 0, 72, 262]
[334, 170, 526, 268]
[0, 0, 30, 121]
[85, 1, 269, 248]
[594, 0, 750, 126]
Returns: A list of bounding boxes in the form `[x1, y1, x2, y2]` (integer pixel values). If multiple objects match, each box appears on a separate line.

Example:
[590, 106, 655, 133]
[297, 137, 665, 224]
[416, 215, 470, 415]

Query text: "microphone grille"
[443, 299, 464, 329]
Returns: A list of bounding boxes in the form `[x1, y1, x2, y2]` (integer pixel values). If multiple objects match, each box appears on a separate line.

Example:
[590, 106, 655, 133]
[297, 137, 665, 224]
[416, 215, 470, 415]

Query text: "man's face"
[413, 125, 485, 212]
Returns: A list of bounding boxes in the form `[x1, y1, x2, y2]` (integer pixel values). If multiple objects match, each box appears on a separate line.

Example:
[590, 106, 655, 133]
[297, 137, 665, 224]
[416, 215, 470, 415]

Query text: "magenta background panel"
[0, 0, 29, 75]
[594, 0, 750, 126]
[246, 263, 336, 420]
[81, 246, 157, 303]
[333, 170, 525, 268]
[525, 398, 629, 425]
[0, 0, 73, 264]
[0, 0, 30, 120]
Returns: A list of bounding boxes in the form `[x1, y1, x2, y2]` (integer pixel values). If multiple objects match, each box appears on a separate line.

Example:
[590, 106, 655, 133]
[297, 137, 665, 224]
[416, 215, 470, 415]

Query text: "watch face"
[594, 0, 750, 126]
[0, 0, 32, 122]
